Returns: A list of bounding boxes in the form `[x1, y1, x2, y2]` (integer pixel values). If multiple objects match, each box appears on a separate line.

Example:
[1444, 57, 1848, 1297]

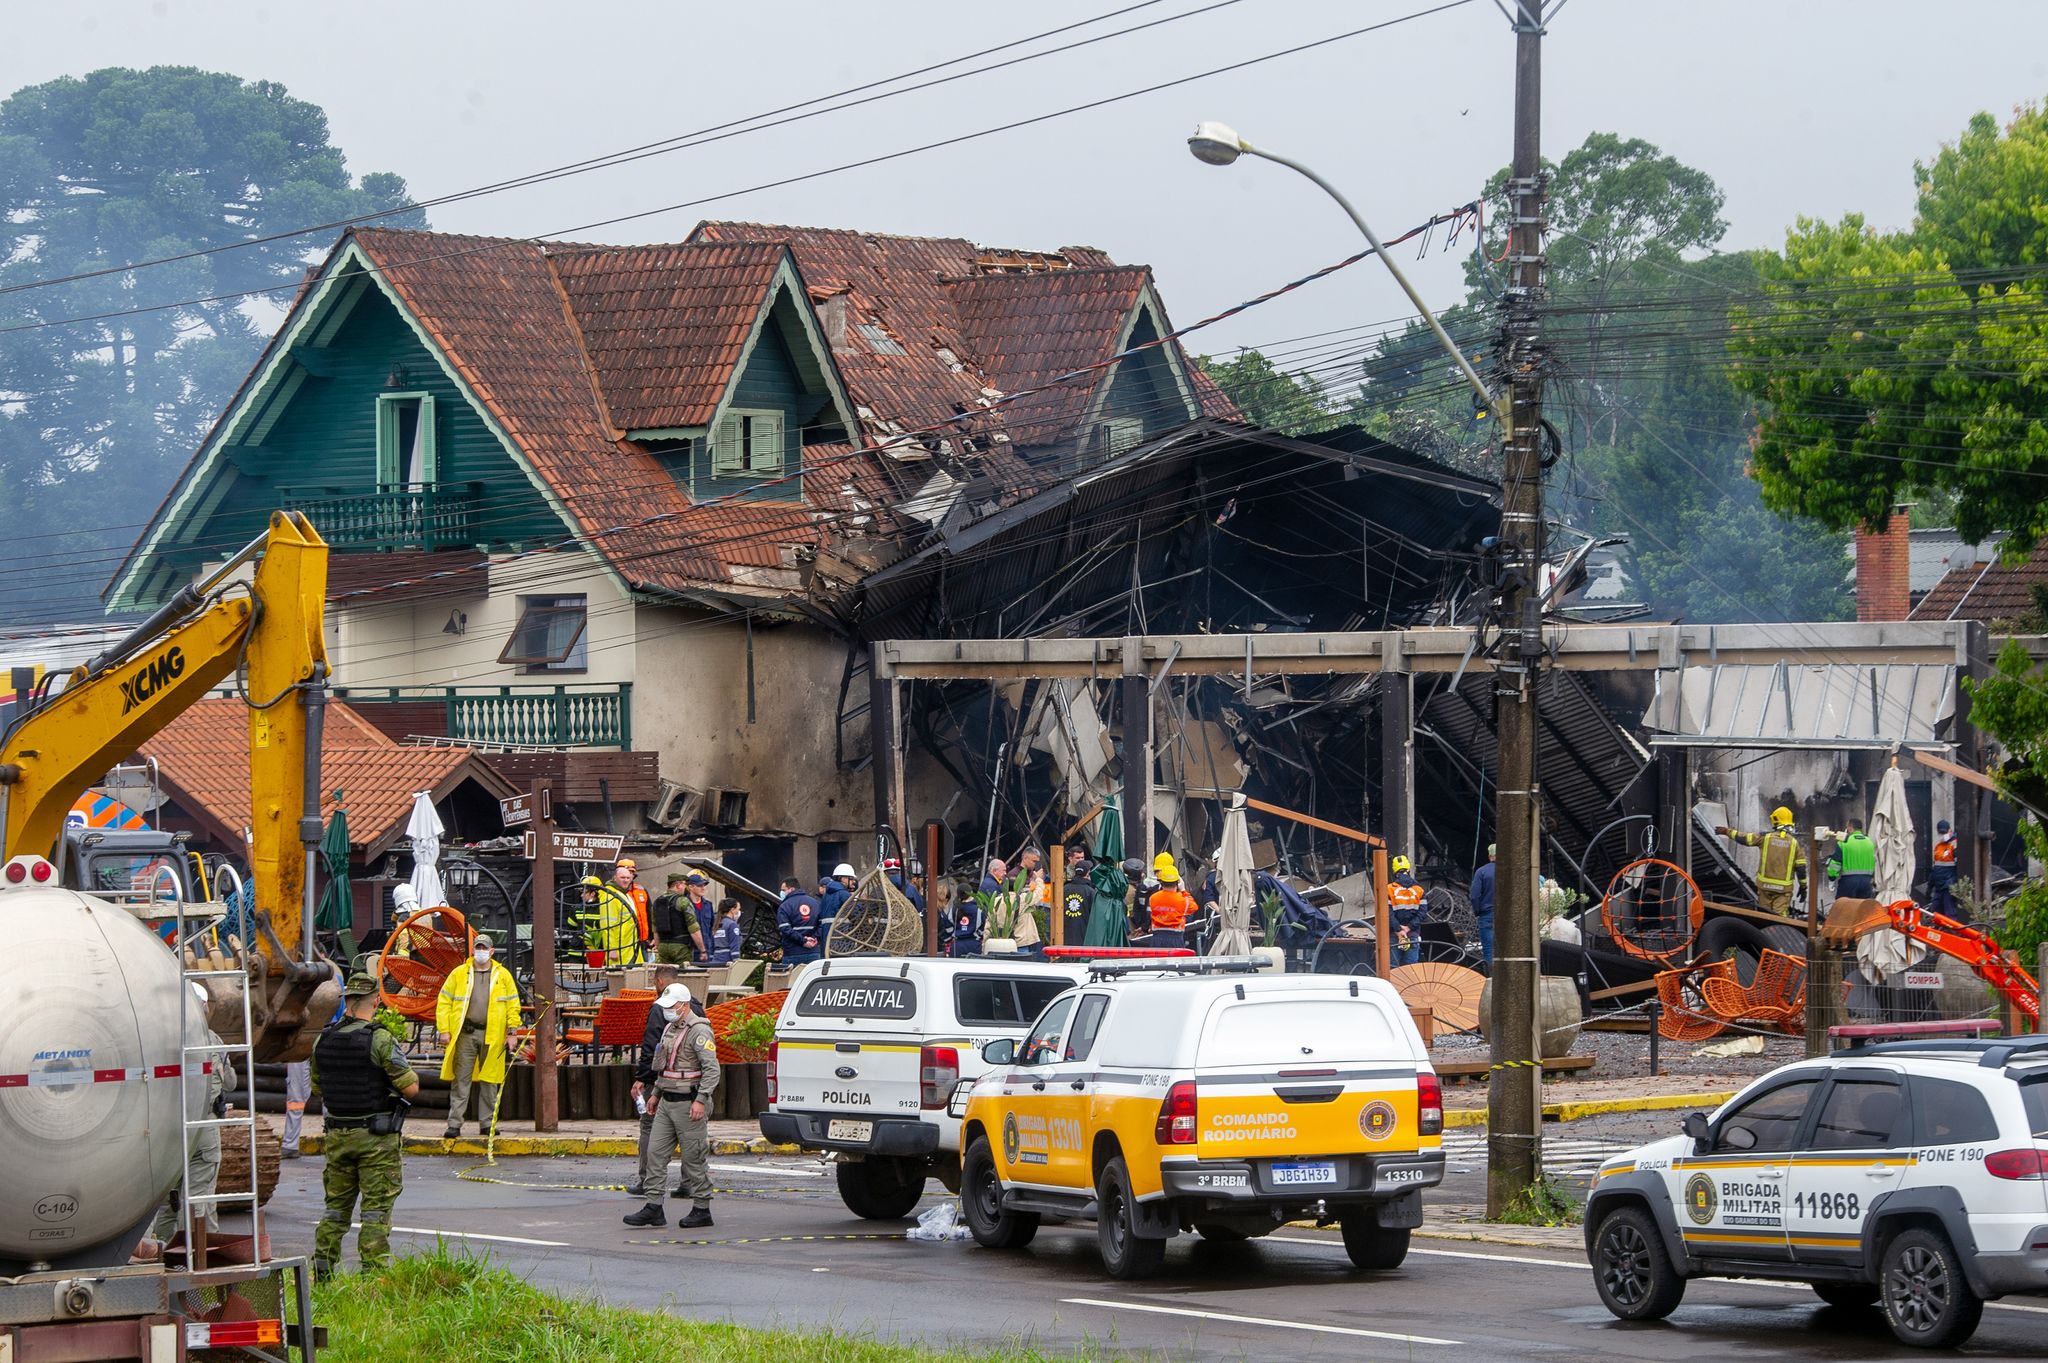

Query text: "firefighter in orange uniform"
[1146, 856, 1196, 951]
[1388, 855, 1426, 965]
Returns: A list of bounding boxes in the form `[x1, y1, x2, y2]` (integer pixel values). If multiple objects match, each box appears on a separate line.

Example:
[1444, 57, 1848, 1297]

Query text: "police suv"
[761, 956, 1090, 1219]
[1585, 1037, 2048, 1348]
[956, 959, 1444, 1279]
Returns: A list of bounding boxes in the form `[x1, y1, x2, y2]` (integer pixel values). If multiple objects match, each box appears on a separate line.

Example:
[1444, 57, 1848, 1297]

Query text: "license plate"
[1270, 1161, 1336, 1186]
[827, 1119, 874, 1143]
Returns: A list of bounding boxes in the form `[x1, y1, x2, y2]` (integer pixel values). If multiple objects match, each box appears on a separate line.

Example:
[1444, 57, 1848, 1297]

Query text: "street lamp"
[1186, 121, 1506, 429]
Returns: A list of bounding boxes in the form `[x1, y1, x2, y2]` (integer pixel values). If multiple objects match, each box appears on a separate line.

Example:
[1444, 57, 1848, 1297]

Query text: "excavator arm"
[0, 511, 338, 1057]
[1825, 897, 2039, 1028]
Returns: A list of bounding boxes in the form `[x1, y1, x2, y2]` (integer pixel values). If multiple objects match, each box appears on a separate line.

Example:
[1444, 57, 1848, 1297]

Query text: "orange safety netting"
[707, 989, 787, 1064]
[377, 907, 474, 1021]
[1602, 858, 1704, 963]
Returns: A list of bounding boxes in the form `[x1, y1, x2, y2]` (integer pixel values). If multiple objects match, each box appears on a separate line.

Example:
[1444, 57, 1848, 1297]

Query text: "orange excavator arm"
[1827, 898, 2039, 1028]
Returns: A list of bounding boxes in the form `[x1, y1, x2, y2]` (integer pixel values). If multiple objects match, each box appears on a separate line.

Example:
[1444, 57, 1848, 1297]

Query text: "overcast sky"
[7, 0, 2047, 367]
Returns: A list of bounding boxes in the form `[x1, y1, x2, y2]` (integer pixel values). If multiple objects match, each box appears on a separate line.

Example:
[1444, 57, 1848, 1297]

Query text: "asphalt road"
[265, 1133, 2048, 1361]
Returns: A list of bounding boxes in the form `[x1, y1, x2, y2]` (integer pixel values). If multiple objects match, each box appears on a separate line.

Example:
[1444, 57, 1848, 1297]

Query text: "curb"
[298, 1135, 803, 1158]
[1285, 1221, 1581, 1252]
[1443, 1090, 1731, 1129]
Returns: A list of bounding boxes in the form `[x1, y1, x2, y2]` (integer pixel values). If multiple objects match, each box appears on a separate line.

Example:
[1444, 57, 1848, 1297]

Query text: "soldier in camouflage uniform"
[310, 972, 420, 1276]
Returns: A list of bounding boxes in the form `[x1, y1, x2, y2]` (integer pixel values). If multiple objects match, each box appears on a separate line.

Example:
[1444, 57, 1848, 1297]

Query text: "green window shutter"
[712, 412, 744, 475]
[375, 397, 400, 488]
[752, 411, 784, 474]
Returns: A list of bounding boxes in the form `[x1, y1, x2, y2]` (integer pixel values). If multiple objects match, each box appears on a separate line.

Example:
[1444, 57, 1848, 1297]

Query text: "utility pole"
[530, 781, 559, 1133]
[1487, 0, 1552, 1219]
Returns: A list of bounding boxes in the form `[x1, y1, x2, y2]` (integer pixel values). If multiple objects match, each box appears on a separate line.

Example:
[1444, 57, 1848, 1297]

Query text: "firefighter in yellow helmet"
[573, 874, 639, 964]
[1387, 854, 1426, 964]
[1714, 806, 1806, 917]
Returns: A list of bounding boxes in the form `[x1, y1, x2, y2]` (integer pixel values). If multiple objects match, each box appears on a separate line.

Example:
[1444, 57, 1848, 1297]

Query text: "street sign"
[548, 832, 624, 864]
[500, 790, 550, 827]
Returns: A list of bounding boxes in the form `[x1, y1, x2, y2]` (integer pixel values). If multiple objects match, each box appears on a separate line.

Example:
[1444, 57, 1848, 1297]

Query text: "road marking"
[1062, 1297, 1459, 1345]
[710, 1160, 825, 1178]
[382, 1225, 570, 1247]
[1279, 1234, 2048, 1318]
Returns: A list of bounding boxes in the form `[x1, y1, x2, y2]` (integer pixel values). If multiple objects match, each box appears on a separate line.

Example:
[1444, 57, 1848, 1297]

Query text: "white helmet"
[391, 883, 421, 912]
[832, 863, 857, 879]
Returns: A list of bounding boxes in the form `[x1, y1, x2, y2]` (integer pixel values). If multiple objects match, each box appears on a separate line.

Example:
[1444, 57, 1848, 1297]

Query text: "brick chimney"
[1855, 507, 1912, 621]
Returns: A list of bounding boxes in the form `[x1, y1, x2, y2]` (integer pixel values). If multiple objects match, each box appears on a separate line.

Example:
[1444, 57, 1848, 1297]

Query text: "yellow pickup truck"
[956, 961, 1443, 1278]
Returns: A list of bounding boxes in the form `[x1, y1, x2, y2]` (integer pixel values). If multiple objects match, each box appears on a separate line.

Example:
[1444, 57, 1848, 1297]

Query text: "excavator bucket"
[1819, 896, 1892, 948]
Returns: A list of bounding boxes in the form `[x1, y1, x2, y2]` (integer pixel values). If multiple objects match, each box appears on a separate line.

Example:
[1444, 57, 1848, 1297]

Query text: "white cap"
[656, 982, 693, 1010]
[832, 863, 857, 879]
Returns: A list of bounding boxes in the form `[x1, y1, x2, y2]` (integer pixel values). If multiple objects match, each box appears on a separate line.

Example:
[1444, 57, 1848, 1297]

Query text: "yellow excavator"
[0, 511, 339, 1061]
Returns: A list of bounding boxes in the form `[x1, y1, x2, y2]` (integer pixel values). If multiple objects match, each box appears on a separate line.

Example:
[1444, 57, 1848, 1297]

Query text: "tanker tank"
[0, 881, 205, 1273]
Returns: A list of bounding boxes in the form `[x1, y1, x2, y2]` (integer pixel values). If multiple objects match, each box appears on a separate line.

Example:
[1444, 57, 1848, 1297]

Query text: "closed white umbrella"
[1859, 765, 1915, 981]
[1209, 795, 1255, 956]
[406, 791, 447, 909]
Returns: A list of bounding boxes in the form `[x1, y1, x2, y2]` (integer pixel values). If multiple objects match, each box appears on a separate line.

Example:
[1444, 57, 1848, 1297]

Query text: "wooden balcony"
[285, 483, 482, 550]
[336, 683, 633, 750]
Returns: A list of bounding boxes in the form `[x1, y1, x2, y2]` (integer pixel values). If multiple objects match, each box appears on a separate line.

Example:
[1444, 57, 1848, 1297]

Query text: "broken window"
[711, 409, 786, 478]
[1094, 416, 1144, 457]
[499, 594, 588, 673]
[858, 322, 907, 356]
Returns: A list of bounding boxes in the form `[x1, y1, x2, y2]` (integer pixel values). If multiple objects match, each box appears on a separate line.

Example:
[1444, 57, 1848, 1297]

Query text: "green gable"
[1102, 302, 1193, 439]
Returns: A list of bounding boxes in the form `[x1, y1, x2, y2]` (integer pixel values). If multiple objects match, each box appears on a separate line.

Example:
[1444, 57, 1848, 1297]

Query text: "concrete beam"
[874, 621, 1974, 681]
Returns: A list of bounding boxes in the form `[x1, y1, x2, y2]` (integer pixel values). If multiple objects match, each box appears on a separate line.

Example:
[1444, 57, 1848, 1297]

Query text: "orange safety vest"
[1148, 887, 1195, 931]
[618, 883, 650, 942]
[1931, 835, 1957, 866]
[1387, 881, 1427, 911]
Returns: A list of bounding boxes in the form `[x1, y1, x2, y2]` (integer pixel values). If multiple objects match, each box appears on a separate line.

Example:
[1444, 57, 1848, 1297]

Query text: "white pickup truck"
[760, 956, 1089, 1219]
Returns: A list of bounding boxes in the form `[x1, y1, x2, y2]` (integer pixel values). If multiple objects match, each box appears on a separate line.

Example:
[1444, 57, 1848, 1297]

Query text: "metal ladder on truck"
[170, 865, 264, 1271]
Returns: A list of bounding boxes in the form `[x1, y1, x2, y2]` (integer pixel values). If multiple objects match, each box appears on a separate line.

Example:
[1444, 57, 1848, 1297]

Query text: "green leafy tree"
[1195, 349, 1332, 435]
[1360, 133, 1848, 620]
[0, 67, 424, 620]
[1729, 106, 2048, 550]
[1959, 641, 2048, 957]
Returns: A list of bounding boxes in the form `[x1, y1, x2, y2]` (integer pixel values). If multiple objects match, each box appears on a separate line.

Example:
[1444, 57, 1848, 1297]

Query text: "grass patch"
[314, 1246, 1090, 1363]
[1493, 1176, 1581, 1227]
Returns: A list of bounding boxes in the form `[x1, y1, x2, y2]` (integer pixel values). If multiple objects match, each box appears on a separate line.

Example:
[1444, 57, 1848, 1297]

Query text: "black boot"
[622, 1204, 666, 1228]
[678, 1206, 713, 1229]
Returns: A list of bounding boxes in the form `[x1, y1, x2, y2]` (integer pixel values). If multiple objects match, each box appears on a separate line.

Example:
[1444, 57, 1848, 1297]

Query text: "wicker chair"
[564, 989, 656, 1061]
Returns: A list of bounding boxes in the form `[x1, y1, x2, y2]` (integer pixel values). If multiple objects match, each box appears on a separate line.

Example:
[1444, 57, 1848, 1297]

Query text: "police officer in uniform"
[625, 982, 721, 1230]
[311, 972, 420, 1277]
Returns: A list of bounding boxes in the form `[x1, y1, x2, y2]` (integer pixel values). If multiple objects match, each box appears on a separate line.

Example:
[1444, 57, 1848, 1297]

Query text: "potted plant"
[973, 871, 1040, 954]
[716, 1011, 778, 1120]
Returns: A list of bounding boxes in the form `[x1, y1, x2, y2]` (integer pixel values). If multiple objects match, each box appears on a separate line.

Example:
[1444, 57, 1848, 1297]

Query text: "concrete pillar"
[1121, 636, 1151, 866]
[1380, 666, 1414, 863]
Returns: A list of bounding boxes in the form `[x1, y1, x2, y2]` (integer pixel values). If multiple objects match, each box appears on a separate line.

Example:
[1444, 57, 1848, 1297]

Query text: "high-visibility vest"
[1756, 831, 1799, 891]
[1388, 881, 1427, 911]
[1932, 835, 1957, 867]
[1148, 887, 1195, 931]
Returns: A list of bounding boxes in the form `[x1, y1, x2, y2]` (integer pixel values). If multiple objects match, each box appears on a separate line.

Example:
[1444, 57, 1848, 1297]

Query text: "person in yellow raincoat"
[434, 933, 523, 1139]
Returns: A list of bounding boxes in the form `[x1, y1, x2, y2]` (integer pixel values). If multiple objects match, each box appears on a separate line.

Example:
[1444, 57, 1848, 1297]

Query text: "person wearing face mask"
[626, 982, 721, 1229]
[434, 932, 523, 1140]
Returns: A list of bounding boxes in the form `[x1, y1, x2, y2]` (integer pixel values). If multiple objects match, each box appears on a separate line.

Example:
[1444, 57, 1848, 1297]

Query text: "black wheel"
[1880, 1228, 1982, 1348]
[959, 1137, 1037, 1250]
[1338, 1212, 1411, 1270]
[834, 1156, 926, 1220]
[1095, 1156, 1167, 1280]
[1590, 1205, 1686, 1321]
[1812, 1280, 1879, 1310]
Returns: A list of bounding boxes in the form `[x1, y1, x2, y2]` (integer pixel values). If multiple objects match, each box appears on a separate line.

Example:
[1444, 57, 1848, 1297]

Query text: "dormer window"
[711, 409, 785, 477]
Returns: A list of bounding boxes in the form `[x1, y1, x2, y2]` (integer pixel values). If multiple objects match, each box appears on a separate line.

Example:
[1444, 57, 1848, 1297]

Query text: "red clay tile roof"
[1910, 543, 2048, 624]
[140, 698, 516, 857]
[550, 241, 786, 432]
[945, 266, 1152, 445]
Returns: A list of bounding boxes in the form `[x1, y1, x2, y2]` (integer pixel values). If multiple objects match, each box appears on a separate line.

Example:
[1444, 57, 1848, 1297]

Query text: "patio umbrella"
[1209, 795, 1255, 956]
[1091, 795, 1123, 863]
[1084, 858, 1130, 947]
[406, 790, 448, 909]
[316, 799, 352, 932]
[1859, 764, 1916, 981]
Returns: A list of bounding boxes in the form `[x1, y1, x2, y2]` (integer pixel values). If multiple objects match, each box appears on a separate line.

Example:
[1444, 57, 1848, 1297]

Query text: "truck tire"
[835, 1156, 926, 1220]
[1095, 1156, 1166, 1280]
[960, 1137, 1037, 1250]
[1880, 1227, 1982, 1348]
[1590, 1205, 1685, 1321]
[1338, 1212, 1411, 1271]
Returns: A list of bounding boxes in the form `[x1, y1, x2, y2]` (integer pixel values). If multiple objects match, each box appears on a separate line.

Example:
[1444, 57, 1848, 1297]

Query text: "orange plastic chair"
[1700, 948, 1807, 1032]
[1656, 958, 1733, 1042]
[565, 992, 656, 1060]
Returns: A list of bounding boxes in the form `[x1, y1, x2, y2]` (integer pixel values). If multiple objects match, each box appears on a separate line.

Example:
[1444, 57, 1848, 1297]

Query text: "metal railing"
[283, 483, 481, 550]
[335, 683, 633, 750]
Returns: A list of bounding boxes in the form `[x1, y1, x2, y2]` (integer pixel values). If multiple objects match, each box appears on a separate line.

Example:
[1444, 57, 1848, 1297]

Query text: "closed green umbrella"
[1083, 798, 1128, 947]
[316, 799, 352, 932]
